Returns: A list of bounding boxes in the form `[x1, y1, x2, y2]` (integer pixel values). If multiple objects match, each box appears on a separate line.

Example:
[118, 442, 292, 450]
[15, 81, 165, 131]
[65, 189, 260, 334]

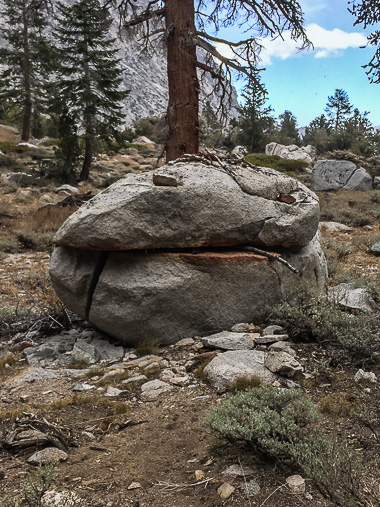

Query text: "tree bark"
[21, 0, 32, 141]
[80, 135, 93, 181]
[165, 0, 199, 162]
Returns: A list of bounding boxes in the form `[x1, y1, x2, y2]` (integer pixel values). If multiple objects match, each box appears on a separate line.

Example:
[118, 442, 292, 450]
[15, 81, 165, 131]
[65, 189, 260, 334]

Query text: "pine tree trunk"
[80, 135, 93, 181]
[165, 0, 199, 162]
[21, 0, 32, 141]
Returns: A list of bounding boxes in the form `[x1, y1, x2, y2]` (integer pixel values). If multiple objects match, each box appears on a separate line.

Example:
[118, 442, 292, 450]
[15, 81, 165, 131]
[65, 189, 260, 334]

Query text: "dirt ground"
[0, 150, 379, 506]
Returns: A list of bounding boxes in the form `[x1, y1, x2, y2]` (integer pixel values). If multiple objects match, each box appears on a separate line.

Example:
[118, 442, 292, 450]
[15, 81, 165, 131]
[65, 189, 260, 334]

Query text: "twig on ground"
[154, 477, 214, 491]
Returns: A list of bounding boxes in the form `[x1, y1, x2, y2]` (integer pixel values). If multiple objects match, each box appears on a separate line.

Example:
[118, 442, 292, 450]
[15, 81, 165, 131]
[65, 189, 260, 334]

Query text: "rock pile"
[50, 157, 327, 345]
[265, 143, 314, 164]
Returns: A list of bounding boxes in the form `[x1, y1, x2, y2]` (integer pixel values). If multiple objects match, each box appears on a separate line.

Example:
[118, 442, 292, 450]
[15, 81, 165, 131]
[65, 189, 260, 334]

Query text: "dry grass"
[0, 354, 17, 374]
[96, 369, 131, 387]
[134, 339, 160, 357]
[227, 375, 262, 392]
[18, 206, 75, 234]
[319, 190, 380, 227]
[319, 392, 356, 417]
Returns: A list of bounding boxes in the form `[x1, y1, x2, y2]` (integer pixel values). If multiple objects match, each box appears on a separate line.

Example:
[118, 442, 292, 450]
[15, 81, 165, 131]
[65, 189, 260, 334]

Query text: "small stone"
[195, 470, 205, 481]
[243, 480, 261, 497]
[168, 376, 189, 386]
[127, 481, 142, 490]
[268, 341, 296, 356]
[286, 475, 305, 494]
[230, 323, 250, 333]
[262, 325, 284, 336]
[175, 338, 195, 347]
[153, 173, 178, 187]
[217, 483, 235, 499]
[354, 369, 377, 384]
[55, 184, 79, 194]
[264, 351, 304, 379]
[142, 362, 161, 376]
[371, 242, 380, 256]
[72, 383, 95, 392]
[223, 464, 255, 478]
[140, 379, 174, 401]
[105, 386, 124, 397]
[122, 374, 147, 387]
[201, 331, 253, 350]
[255, 334, 289, 344]
[27, 447, 68, 465]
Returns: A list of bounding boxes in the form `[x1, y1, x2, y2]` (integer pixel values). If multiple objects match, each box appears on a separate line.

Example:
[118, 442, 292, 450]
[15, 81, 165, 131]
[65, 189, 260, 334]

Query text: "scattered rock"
[204, 350, 278, 390]
[223, 464, 255, 478]
[230, 323, 251, 333]
[72, 383, 95, 392]
[262, 325, 284, 335]
[286, 475, 306, 494]
[105, 386, 124, 397]
[55, 184, 79, 194]
[27, 447, 68, 465]
[195, 470, 205, 481]
[371, 242, 380, 256]
[122, 374, 148, 387]
[201, 331, 253, 350]
[319, 221, 352, 233]
[354, 369, 377, 384]
[140, 379, 174, 401]
[13, 367, 58, 383]
[255, 334, 289, 344]
[268, 342, 296, 356]
[264, 351, 304, 379]
[127, 481, 142, 490]
[328, 283, 376, 313]
[242, 480, 261, 497]
[265, 142, 313, 164]
[217, 483, 235, 499]
[71, 340, 99, 364]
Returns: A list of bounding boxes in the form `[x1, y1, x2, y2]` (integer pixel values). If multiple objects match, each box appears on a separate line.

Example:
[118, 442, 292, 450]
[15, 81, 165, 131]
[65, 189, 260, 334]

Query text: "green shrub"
[0, 142, 29, 154]
[269, 283, 380, 357]
[208, 386, 320, 459]
[40, 138, 60, 147]
[290, 434, 368, 507]
[245, 153, 309, 173]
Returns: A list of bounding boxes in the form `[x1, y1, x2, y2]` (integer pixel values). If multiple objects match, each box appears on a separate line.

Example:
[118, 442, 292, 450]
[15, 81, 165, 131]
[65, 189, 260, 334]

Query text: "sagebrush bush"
[208, 386, 320, 459]
[269, 283, 380, 357]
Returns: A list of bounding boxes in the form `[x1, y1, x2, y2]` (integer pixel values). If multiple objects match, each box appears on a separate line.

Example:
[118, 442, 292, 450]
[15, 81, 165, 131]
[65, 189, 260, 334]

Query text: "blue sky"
[216, 0, 380, 127]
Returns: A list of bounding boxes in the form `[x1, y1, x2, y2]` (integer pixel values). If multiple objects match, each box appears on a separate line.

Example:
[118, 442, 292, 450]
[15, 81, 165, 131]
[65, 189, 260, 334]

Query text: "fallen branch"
[240, 246, 299, 274]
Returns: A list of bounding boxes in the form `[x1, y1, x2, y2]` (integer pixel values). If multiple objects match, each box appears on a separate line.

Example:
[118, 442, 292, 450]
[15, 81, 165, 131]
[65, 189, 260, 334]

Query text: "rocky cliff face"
[0, 0, 238, 126]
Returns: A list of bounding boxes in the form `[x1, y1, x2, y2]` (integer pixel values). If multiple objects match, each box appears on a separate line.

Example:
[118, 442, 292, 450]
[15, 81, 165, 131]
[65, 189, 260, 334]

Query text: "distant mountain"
[0, 0, 238, 126]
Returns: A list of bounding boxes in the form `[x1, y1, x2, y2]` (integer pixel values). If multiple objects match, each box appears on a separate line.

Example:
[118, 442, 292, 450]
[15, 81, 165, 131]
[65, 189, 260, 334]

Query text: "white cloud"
[215, 24, 368, 66]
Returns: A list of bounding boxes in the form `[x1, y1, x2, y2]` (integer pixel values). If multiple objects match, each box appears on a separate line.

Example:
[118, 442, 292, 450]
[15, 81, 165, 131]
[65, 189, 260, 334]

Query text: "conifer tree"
[237, 73, 274, 153]
[0, 0, 52, 141]
[324, 89, 353, 131]
[278, 110, 300, 145]
[53, 0, 129, 180]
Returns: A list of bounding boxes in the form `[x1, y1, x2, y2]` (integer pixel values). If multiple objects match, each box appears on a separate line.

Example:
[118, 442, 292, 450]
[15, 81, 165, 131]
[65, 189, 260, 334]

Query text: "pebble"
[27, 448, 68, 465]
[217, 483, 235, 499]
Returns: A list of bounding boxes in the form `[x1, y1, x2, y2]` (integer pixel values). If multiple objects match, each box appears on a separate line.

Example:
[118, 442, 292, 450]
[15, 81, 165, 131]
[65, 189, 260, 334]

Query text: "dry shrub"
[227, 375, 262, 392]
[134, 339, 159, 357]
[18, 205, 75, 234]
[319, 392, 356, 417]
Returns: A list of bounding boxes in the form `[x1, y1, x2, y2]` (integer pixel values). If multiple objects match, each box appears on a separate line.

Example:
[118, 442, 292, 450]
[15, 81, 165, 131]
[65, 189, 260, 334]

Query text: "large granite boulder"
[54, 160, 320, 250]
[265, 143, 314, 164]
[311, 160, 373, 191]
[50, 158, 327, 345]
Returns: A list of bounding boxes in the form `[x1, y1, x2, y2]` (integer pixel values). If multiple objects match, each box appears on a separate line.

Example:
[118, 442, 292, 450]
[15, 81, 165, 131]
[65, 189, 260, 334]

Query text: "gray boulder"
[204, 350, 278, 389]
[311, 160, 373, 191]
[53, 161, 320, 250]
[328, 283, 376, 313]
[265, 142, 313, 164]
[50, 234, 327, 345]
[201, 331, 253, 350]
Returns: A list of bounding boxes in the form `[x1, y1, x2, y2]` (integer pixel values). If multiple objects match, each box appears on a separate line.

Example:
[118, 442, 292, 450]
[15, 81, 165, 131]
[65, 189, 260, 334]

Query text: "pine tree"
[237, 73, 274, 153]
[324, 89, 353, 131]
[0, 0, 52, 141]
[278, 110, 300, 145]
[53, 0, 129, 180]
